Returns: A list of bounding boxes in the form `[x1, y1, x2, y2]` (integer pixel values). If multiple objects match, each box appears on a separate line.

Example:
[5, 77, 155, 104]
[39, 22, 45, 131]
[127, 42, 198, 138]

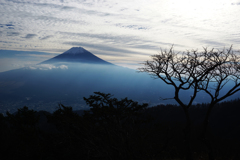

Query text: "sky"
[0, 0, 240, 72]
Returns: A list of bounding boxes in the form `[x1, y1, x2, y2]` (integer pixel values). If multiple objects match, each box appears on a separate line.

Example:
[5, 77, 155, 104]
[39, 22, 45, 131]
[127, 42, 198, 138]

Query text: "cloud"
[0, 24, 15, 29]
[0, 57, 38, 72]
[0, 49, 59, 72]
[35, 15, 86, 25]
[7, 32, 20, 36]
[63, 41, 148, 56]
[200, 40, 227, 48]
[116, 24, 149, 30]
[16, 53, 53, 58]
[26, 64, 68, 70]
[39, 35, 53, 40]
[231, 3, 240, 5]
[58, 31, 168, 50]
[0, 0, 240, 65]
[5, 24, 14, 27]
[0, 49, 55, 58]
[0, 24, 14, 27]
[23, 34, 37, 39]
[59, 65, 68, 69]
[0, 40, 18, 44]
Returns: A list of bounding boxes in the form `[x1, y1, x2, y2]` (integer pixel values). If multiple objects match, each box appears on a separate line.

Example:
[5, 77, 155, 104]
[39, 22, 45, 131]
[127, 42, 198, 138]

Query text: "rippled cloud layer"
[0, 0, 240, 70]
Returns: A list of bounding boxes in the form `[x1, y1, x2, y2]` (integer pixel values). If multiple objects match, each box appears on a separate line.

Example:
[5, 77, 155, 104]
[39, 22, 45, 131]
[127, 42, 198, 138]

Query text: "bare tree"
[139, 45, 240, 160]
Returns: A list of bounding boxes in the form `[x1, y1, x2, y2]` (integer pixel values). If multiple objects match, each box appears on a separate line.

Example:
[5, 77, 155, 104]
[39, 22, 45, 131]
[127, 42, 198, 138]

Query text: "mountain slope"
[1, 47, 238, 113]
[41, 47, 113, 65]
[0, 47, 176, 113]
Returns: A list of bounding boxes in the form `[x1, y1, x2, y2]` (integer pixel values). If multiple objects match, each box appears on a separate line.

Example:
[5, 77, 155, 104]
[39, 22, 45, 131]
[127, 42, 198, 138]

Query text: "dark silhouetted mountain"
[41, 47, 113, 65]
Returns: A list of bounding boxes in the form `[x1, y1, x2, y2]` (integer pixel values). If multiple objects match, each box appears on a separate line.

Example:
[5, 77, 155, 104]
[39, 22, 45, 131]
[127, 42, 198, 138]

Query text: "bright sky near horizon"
[0, 0, 240, 71]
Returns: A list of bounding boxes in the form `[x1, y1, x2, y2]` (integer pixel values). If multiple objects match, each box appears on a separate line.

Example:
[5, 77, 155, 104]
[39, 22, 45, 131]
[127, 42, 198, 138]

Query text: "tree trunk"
[182, 106, 193, 160]
[201, 104, 215, 160]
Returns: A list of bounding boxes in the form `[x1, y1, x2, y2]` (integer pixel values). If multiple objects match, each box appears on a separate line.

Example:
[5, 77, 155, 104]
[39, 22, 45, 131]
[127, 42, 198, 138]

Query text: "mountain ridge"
[40, 47, 114, 65]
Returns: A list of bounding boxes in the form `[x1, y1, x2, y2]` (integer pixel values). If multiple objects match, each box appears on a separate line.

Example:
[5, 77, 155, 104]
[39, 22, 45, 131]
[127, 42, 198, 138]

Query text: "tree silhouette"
[83, 92, 150, 159]
[48, 93, 150, 159]
[139, 45, 240, 160]
[6, 106, 39, 128]
[83, 92, 148, 124]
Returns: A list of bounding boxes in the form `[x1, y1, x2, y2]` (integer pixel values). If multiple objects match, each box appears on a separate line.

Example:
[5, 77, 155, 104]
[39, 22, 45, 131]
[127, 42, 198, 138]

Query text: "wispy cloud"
[231, 2, 240, 5]
[115, 24, 149, 30]
[39, 35, 53, 40]
[26, 64, 68, 70]
[63, 41, 146, 56]
[0, 0, 240, 70]
[7, 32, 20, 36]
[0, 49, 57, 72]
[5, 24, 14, 27]
[23, 34, 37, 39]
[58, 31, 155, 46]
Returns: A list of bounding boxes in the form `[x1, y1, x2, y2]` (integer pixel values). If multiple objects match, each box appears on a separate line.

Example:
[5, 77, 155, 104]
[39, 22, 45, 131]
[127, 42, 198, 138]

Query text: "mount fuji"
[40, 47, 113, 65]
[1, 47, 237, 113]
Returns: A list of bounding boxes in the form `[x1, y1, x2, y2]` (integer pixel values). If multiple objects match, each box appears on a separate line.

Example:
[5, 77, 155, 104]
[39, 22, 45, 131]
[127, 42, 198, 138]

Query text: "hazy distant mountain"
[0, 47, 171, 113]
[0, 47, 239, 113]
[41, 47, 113, 65]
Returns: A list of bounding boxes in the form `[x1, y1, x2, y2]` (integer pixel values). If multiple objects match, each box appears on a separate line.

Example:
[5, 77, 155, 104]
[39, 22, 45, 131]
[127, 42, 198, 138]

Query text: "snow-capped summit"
[40, 47, 113, 65]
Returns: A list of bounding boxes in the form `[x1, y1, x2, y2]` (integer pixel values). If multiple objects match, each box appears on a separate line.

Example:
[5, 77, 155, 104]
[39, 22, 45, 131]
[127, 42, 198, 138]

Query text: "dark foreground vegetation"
[1, 92, 240, 160]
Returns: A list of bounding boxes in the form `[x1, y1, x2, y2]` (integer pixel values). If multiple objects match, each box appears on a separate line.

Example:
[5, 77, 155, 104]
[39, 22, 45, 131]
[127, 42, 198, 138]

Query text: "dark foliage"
[1, 93, 240, 160]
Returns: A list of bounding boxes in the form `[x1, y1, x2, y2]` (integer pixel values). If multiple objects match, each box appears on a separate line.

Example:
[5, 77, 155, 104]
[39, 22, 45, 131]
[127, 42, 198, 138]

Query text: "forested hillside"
[1, 93, 240, 160]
